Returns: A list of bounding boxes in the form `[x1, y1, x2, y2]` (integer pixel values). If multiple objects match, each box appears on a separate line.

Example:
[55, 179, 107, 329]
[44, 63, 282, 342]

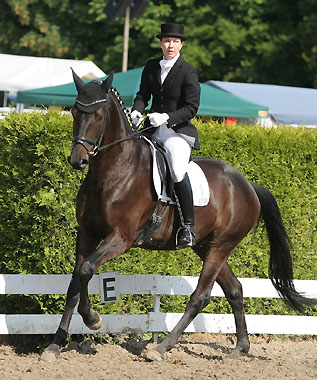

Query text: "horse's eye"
[98, 115, 103, 122]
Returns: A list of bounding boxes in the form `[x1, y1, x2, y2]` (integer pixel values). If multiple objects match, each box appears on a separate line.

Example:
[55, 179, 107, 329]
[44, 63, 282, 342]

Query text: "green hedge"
[0, 111, 316, 319]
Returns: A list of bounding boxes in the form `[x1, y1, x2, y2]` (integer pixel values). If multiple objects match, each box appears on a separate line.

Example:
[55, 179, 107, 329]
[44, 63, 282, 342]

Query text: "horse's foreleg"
[41, 231, 98, 360]
[42, 271, 82, 359]
[77, 230, 129, 330]
[216, 262, 250, 357]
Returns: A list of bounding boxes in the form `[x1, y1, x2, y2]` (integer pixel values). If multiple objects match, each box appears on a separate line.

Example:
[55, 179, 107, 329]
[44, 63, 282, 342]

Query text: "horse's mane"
[109, 87, 136, 132]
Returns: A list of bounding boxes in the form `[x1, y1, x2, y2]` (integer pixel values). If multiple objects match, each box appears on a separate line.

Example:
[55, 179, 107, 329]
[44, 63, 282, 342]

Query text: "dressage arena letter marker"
[99, 272, 120, 303]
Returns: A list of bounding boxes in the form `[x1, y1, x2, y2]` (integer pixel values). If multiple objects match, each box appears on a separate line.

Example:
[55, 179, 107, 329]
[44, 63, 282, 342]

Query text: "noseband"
[72, 124, 106, 157]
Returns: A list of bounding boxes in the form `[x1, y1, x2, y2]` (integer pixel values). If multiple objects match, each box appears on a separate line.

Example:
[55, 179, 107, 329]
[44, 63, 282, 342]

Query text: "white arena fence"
[0, 107, 70, 120]
[0, 273, 316, 335]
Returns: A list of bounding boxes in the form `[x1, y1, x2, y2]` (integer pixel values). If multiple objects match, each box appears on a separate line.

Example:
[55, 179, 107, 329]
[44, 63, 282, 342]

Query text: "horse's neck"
[88, 90, 150, 184]
[104, 90, 132, 144]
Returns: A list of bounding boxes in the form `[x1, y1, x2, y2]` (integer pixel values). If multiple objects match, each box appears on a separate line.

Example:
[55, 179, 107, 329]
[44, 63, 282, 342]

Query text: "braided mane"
[110, 87, 137, 132]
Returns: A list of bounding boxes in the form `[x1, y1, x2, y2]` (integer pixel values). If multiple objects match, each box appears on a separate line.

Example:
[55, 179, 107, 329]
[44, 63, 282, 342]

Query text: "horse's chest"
[77, 187, 108, 224]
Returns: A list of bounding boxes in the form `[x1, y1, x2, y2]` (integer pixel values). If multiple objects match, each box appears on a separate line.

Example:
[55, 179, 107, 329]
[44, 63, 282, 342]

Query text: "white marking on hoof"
[40, 349, 58, 362]
[142, 343, 164, 362]
[88, 315, 102, 330]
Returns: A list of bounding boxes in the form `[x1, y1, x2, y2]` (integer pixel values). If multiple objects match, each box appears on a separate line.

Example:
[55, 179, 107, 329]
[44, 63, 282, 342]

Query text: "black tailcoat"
[132, 56, 201, 150]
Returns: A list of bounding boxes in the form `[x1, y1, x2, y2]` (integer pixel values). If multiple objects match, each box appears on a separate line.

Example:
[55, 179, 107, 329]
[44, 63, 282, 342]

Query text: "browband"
[75, 98, 107, 107]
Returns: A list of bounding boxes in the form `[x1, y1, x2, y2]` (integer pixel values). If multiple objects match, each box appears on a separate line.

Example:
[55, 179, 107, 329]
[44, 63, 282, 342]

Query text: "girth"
[133, 201, 170, 247]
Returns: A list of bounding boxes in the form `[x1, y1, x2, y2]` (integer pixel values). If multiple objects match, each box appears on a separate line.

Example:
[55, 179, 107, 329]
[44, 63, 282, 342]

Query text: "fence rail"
[0, 273, 316, 335]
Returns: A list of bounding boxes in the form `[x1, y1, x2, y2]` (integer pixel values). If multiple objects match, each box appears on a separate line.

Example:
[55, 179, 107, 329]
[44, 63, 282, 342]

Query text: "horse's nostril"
[68, 156, 88, 171]
[81, 158, 89, 167]
[77, 158, 89, 170]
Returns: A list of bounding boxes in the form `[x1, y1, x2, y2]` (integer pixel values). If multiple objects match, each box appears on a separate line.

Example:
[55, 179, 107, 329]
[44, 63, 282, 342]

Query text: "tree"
[0, 0, 316, 87]
[0, 0, 122, 67]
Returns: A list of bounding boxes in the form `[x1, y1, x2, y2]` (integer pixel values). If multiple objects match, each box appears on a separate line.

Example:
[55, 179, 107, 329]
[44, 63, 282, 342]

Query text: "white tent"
[0, 54, 106, 93]
[206, 80, 317, 127]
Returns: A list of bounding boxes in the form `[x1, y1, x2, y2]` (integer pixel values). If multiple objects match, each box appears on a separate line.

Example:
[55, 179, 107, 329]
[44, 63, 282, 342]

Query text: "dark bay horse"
[43, 73, 316, 361]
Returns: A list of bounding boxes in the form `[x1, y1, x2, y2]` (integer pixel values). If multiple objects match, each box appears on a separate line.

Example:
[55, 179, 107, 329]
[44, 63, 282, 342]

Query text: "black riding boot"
[174, 173, 195, 249]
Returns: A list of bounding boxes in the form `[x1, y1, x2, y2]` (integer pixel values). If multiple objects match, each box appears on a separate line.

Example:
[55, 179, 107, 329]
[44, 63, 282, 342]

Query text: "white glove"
[148, 112, 169, 128]
[131, 110, 143, 127]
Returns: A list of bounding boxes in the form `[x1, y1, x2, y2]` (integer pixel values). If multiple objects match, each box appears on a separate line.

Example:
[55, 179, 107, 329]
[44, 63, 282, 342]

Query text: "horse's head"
[68, 69, 113, 170]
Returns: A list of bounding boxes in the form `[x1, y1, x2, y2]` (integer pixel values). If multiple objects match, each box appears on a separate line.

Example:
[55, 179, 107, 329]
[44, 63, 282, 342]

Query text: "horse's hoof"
[229, 347, 247, 359]
[143, 348, 163, 361]
[40, 344, 59, 362]
[142, 344, 164, 361]
[87, 314, 102, 330]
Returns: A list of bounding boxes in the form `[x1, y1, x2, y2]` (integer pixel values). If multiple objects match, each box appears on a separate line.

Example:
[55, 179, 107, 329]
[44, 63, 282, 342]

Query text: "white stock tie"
[159, 54, 179, 84]
[159, 60, 173, 84]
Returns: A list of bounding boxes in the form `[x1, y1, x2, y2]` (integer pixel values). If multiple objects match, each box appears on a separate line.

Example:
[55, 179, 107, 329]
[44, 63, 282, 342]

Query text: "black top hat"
[156, 23, 187, 41]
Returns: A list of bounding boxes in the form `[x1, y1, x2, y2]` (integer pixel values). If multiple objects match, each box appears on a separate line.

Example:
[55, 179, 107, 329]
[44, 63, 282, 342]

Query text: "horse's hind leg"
[146, 241, 237, 361]
[216, 262, 250, 357]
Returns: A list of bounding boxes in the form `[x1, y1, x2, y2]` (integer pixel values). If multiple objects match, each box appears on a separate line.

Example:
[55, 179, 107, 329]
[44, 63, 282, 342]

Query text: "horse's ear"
[71, 67, 84, 93]
[101, 72, 114, 94]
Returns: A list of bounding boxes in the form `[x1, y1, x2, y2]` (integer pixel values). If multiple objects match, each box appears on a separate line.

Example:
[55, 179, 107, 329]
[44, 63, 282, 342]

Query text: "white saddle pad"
[142, 136, 210, 206]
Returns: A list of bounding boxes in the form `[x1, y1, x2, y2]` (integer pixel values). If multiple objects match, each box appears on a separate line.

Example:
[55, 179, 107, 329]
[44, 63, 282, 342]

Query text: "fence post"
[152, 295, 161, 343]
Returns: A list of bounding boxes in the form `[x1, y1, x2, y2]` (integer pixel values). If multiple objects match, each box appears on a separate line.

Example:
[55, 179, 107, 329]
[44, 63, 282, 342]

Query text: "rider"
[131, 23, 201, 248]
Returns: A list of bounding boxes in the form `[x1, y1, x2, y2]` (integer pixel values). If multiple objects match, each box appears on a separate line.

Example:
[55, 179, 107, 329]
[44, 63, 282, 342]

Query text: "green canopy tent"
[16, 67, 144, 109]
[198, 83, 268, 118]
[16, 67, 268, 118]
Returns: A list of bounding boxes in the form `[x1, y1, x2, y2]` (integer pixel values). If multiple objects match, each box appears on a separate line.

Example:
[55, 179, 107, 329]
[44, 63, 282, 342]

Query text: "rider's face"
[160, 37, 184, 60]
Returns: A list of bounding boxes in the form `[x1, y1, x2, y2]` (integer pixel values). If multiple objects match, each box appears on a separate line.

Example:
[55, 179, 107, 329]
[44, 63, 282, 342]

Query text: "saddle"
[133, 136, 209, 247]
[133, 137, 174, 247]
[151, 138, 175, 200]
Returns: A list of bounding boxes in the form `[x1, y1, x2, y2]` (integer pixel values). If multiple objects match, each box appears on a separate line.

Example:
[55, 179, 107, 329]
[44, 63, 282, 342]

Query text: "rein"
[97, 122, 152, 153]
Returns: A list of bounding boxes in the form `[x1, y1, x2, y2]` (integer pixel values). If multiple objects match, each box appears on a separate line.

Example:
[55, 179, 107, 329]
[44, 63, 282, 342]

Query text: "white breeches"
[153, 124, 191, 182]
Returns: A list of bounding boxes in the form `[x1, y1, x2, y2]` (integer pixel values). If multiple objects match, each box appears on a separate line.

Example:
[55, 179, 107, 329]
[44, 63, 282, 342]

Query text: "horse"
[42, 72, 316, 361]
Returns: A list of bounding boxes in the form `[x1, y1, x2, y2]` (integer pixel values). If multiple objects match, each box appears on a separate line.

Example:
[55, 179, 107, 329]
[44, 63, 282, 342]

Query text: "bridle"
[71, 93, 151, 156]
[72, 115, 108, 157]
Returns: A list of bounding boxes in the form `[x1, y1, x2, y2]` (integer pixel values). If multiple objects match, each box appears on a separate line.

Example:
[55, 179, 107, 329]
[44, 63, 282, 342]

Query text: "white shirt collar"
[159, 53, 180, 70]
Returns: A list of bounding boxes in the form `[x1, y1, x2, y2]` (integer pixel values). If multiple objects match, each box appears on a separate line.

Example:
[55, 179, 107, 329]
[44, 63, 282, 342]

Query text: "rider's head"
[156, 23, 186, 60]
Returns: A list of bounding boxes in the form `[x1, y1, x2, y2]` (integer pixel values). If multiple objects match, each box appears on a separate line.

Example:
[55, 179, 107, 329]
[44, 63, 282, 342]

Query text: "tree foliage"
[0, 1, 317, 85]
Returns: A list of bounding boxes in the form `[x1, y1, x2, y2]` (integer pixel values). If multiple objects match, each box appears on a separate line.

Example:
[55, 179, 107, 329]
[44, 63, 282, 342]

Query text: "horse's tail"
[251, 183, 317, 313]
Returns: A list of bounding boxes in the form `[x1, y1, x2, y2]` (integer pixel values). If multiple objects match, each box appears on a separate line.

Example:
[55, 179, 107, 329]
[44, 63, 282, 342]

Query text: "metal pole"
[122, 2, 130, 72]
[3, 91, 8, 107]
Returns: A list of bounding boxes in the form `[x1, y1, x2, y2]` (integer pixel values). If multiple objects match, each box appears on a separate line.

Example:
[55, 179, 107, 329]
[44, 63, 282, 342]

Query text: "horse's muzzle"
[68, 155, 89, 170]
[68, 145, 89, 170]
